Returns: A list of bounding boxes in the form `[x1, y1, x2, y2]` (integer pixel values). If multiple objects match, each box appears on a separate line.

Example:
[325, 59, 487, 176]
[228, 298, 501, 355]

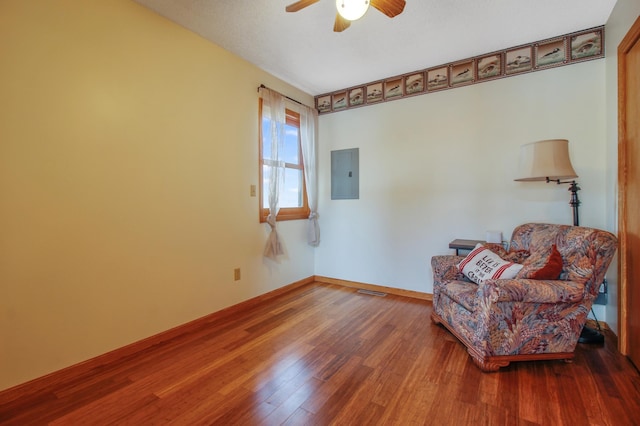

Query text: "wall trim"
[0, 276, 315, 397]
[314, 275, 432, 301]
[1, 273, 609, 399]
[0, 275, 434, 397]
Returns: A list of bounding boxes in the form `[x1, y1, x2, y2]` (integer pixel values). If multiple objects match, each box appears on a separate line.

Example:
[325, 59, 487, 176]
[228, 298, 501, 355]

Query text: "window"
[259, 99, 309, 222]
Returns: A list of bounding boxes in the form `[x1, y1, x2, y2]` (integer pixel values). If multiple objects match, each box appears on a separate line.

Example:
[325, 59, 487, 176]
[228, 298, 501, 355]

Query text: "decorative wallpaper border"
[315, 26, 604, 114]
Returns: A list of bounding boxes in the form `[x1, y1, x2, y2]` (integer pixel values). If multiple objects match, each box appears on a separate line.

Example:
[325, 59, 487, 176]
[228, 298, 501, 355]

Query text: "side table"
[448, 239, 485, 255]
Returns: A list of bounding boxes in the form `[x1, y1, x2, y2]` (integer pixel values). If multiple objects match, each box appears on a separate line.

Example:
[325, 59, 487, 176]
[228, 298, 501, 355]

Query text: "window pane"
[262, 121, 298, 164]
[262, 164, 270, 209]
[262, 118, 272, 160]
[263, 166, 303, 210]
[282, 124, 299, 164]
[280, 168, 303, 208]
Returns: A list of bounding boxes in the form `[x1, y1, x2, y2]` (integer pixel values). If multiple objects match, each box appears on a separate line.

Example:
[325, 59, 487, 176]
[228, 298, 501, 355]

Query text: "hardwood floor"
[1, 282, 639, 425]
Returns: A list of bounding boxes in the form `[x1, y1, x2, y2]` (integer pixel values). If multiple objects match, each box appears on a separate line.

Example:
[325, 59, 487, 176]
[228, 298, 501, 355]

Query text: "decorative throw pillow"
[515, 244, 563, 280]
[457, 243, 524, 285]
[482, 243, 531, 264]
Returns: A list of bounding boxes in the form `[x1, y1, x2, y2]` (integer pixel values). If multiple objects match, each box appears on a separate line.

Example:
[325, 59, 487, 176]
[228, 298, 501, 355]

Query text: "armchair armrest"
[431, 255, 467, 284]
[479, 278, 585, 304]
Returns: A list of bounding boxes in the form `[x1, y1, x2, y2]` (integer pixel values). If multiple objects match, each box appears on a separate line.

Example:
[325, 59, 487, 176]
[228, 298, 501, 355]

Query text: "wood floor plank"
[281, 406, 315, 426]
[378, 374, 439, 425]
[262, 378, 322, 425]
[1, 282, 639, 425]
[311, 362, 374, 424]
[262, 348, 336, 408]
[300, 354, 367, 414]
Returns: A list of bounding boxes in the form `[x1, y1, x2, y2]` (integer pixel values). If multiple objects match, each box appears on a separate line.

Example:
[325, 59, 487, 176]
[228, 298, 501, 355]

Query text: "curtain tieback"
[266, 214, 277, 229]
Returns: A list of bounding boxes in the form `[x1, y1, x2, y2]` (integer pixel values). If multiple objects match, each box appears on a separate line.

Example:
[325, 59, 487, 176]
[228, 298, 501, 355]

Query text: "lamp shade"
[336, 0, 370, 21]
[514, 139, 578, 182]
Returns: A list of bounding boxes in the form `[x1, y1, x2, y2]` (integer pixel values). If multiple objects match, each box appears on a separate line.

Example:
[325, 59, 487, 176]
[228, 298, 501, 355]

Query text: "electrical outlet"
[234, 268, 241, 281]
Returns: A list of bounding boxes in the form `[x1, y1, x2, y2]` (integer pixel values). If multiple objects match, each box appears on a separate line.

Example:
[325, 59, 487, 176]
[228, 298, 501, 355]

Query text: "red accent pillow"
[516, 244, 563, 280]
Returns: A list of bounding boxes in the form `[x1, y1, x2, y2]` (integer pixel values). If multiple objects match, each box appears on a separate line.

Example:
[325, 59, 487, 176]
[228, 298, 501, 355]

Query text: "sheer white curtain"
[300, 105, 320, 246]
[260, 88, 286, 260]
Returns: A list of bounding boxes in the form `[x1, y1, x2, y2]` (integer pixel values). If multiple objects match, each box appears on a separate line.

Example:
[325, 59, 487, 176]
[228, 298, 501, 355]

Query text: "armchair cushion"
[480, 278, 585, 304]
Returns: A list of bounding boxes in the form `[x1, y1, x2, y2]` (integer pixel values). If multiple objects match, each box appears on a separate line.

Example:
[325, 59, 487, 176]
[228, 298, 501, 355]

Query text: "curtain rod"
[258, 84, 306, 107]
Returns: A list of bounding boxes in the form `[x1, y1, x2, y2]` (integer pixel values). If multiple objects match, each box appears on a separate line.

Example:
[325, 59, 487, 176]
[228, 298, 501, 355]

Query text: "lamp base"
[578, 325, 604, 344]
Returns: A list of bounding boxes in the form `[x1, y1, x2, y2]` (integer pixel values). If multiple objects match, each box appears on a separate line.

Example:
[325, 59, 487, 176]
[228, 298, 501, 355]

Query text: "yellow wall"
[0, 0, 314, 390]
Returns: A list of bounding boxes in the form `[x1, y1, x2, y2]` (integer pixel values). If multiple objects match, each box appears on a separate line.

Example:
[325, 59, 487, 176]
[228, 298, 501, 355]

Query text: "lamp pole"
[568, 181, 581, 226]
[547, 178, 581, 227]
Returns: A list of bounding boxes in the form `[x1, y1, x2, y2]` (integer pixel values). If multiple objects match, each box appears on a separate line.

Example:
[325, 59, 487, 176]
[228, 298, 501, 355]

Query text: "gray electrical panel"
[331, 148, 359, 200]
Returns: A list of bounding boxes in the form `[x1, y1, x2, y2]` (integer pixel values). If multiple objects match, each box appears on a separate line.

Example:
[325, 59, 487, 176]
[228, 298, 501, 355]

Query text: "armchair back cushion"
[508, 223, 617, 298]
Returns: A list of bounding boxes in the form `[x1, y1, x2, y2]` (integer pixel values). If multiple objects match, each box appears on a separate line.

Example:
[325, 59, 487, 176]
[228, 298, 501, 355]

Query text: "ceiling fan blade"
[286, 0, 321, 12]
[333, 13, 351, 32]
[370, 0, 406, 17]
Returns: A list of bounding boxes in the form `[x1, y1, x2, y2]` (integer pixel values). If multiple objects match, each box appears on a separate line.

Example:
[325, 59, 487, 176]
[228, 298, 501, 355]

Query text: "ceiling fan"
[286, 0, 406, 32]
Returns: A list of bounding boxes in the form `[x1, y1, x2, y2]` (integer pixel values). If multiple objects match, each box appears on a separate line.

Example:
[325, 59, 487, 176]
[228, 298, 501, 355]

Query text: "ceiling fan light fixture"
[336, 0, 370, 21]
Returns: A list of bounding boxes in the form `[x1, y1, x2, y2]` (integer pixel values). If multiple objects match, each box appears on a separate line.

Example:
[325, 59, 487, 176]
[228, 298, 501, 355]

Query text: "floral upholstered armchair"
[431, 223, 617, 372]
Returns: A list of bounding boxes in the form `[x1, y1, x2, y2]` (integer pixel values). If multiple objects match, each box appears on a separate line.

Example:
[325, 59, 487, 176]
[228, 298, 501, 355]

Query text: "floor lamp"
[514, 139, 604, 344]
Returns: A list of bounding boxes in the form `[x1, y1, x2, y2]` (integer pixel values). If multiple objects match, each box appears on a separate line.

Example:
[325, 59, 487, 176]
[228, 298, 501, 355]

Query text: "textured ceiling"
[132, 0, 617, 96]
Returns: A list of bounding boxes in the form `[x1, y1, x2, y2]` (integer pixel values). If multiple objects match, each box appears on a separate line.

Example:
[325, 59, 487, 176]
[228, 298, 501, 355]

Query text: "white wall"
[604, 2, 640, 335]
[316, 61, 608, 295]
